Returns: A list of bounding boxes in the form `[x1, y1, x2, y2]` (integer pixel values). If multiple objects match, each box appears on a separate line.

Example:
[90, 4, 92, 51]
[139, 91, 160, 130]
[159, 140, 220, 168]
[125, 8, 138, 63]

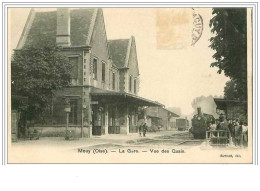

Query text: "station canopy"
[214, 98, 247, 110]
[90, 88, 163, 107]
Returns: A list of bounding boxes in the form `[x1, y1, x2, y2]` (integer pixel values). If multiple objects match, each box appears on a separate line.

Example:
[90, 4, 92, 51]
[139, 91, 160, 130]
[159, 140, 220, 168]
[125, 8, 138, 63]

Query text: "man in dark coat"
[139, 123, 143, 137]
[228, 119, 235, 138]
[216, 114, 230, 143]
[216, 114, 229, 131]
[143, 123, 148, 137]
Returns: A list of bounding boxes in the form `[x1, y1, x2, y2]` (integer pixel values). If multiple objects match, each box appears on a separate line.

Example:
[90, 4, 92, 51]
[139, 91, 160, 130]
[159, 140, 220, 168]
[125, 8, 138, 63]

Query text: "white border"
[1, 1, 259, 190]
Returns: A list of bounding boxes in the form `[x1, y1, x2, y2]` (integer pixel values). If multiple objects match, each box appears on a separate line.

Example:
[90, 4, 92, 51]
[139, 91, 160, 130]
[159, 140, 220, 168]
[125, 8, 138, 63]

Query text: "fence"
[206, 130, 231, 146]
[108, 126, 120, 134]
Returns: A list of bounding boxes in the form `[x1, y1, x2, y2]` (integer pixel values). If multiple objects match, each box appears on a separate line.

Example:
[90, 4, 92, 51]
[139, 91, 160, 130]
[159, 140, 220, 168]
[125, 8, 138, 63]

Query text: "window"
[129, 75, 132, 92]
[102, 62, 105, 82]
[84, 65, 86, 69]
[109, 70, 111, 88]
[112, 73, 116, 90]
[69, 57, 79, 79]
[69, 99, 77, 125]
[93, 58, 97, 79]
[134, 79, 137, 94]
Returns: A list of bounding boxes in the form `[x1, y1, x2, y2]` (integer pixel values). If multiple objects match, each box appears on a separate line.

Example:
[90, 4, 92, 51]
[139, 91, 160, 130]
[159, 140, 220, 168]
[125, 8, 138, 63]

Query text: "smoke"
[191, 95, 219, 118]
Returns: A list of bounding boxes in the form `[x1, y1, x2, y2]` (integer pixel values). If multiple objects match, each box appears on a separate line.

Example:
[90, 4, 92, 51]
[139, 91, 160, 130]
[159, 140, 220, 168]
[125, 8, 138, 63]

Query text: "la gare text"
[78, 148, 185, 154]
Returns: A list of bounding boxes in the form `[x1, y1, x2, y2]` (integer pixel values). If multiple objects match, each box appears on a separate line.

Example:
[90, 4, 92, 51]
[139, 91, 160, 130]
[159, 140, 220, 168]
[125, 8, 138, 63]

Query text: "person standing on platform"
[139, 122, 143, 137]
[143, 123, 148, 137]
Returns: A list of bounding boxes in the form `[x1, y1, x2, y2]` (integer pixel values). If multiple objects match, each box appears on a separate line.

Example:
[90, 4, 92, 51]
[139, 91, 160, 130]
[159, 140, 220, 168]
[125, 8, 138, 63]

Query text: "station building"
[16, 8, 162, 137]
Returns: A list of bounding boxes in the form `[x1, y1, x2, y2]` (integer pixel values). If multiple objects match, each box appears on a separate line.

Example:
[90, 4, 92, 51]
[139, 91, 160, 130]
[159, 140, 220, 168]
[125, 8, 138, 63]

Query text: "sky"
[8, 8, 229, 116]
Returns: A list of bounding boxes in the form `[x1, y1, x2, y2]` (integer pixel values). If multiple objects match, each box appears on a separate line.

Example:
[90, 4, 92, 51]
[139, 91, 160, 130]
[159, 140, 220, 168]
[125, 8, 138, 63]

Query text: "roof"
[23, 10, 57, 47]
[70, 8, 96, 46]
[162, 108, 180, 117]
[145, 106, 179, 118]
[18, 8, 97, 48]
[108, 39, 130, 68]
[90, 88, 163, 107]
[146, 115, 161, 119]
[214, 98, 247, 110]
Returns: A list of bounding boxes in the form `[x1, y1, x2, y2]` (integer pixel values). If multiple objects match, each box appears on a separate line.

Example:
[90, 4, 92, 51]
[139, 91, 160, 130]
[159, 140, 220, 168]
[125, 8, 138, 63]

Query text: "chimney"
[56, 8, 71, 46]
[197, 107, 202, 116]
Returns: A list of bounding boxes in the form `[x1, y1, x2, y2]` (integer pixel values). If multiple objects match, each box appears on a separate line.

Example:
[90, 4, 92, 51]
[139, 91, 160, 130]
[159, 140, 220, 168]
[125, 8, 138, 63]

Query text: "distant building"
[145, 106, 179, 131]
[15, 8, 162, 137]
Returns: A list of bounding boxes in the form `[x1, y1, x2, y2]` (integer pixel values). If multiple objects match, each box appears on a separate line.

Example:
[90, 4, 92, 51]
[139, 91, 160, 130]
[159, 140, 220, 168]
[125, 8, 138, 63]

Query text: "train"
[176, 118, 189, 131]
[191, 107, 215, 139]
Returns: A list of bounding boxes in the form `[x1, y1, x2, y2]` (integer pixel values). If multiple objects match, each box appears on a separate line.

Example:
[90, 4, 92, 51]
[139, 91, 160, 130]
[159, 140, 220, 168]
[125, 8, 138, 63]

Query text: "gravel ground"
[11, 130, 195, 150]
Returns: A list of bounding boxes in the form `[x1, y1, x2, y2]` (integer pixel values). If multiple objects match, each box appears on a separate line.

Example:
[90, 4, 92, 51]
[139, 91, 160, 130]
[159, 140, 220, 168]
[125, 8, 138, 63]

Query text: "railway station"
[12, 8, 164, 139]
[11, 8, 248, 148]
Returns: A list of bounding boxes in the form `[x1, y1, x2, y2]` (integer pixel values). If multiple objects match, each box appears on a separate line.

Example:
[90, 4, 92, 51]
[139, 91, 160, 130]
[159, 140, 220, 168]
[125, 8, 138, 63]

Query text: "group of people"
[138, 122, 148, 137]
[207, 114, 248, 146]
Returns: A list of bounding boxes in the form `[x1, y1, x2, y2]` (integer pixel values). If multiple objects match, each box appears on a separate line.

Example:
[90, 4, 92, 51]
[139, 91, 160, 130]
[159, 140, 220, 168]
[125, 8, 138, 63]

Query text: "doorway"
[108, 107, 120, 134]
[92, 105, 103, 136]
[69, 99, 78, 125]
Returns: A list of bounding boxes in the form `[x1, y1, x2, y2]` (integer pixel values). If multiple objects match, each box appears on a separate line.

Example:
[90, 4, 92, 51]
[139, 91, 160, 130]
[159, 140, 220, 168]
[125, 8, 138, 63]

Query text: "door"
[108, 107, 120, 134]
[11, 110, 18, 141]
[69, 99, 78, 125]
[92, 106, 102, 136]
[129, 115, 132, 133]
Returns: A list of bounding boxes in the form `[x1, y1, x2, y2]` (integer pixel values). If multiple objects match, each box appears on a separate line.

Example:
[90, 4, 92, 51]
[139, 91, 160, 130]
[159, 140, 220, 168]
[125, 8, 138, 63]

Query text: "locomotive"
[191, 107, 215, 139]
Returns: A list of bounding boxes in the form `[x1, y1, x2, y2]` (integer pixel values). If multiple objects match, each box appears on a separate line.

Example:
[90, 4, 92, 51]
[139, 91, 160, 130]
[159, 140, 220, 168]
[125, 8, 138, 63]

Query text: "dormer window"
[68, 56, 79, 84]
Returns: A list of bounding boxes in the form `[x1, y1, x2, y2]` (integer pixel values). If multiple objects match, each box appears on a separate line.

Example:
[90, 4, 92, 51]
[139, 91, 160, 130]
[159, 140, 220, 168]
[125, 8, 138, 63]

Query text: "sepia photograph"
[7, 5, 253, 163]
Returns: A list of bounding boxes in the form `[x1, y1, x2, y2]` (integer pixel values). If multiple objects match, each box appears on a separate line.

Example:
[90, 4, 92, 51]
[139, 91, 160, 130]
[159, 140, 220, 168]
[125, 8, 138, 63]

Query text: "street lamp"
[64, 98, 71, 140]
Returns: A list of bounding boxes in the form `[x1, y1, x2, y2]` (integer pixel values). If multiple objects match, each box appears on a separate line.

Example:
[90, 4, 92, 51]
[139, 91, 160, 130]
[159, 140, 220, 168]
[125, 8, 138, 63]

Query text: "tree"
[224, 80, 239, 100]
[209, 8, 247, 101]
[11, 45, 73, 121]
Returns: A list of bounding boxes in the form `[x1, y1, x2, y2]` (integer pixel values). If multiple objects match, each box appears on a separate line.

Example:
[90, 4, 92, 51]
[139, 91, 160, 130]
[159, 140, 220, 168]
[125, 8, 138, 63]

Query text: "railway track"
[133, 131, 204, 146]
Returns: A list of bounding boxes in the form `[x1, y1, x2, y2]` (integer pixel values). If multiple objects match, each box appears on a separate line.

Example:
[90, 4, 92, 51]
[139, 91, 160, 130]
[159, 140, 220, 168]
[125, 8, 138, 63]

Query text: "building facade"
[145, 106, 179, 131]
[16, 8, 161, 137]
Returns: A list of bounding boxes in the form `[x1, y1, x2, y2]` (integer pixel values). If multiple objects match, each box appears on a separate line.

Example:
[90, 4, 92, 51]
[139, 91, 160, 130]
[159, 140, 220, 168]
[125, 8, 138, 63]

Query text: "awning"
[90, 88, 163, 107]
[214, 98, 246, 110]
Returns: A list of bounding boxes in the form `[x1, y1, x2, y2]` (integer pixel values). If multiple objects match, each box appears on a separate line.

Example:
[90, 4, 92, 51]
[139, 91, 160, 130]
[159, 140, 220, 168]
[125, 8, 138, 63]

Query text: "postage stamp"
[6, 6, 253, 164]
[156, 8, 204, 49]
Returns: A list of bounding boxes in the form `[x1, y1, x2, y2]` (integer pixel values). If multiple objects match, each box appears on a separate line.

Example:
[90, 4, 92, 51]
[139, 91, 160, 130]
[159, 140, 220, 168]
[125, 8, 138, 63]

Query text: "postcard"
[7, 6, 253, 163]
